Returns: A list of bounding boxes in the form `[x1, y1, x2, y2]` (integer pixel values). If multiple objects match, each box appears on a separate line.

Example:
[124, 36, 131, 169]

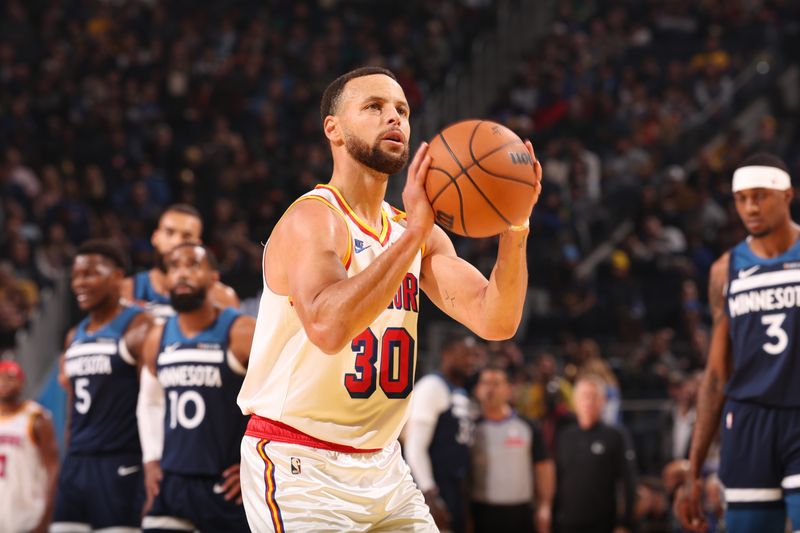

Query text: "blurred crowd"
[3, 1, 800, 528]
[0, 0, 495, 349]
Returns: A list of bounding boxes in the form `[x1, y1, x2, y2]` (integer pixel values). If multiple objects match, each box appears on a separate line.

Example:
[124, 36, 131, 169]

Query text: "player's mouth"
[381, 130, 405, 146]
[172, 283, 195, 294]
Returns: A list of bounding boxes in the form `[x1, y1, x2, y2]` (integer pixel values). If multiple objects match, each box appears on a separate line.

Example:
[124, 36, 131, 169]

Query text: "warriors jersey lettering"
[725, 238, 800, 406]
[238, 184, 422, 450]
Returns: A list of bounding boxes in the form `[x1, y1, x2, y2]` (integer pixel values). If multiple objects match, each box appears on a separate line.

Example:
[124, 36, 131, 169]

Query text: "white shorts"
[240, 436, 438, 532]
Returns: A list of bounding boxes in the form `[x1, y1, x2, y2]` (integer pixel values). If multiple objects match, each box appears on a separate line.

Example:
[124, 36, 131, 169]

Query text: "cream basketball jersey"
[0, 401, 48, 533]
[238, 184, 422, 450]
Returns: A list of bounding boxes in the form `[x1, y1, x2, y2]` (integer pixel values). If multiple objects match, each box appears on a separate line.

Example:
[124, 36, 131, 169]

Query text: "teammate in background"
[404, 334, 481, 533]
[121, 204, 239, 318]
[0, 360, 59, 533]
[138, 243, 254, 532]
[676, 153, 800, 533]
[470, 365, 555, 533]
[53, 240, 153, 531]
[238, 66, 540, 531]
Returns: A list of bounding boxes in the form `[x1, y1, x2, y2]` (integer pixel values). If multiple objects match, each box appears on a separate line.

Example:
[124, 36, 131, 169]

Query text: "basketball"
[424, 119, 538, 238]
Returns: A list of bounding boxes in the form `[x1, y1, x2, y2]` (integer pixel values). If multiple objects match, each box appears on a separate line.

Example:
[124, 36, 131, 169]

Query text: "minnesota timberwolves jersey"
[63, 306, 143, 454]
[427, 374, 476, 483]
[133, 270, 175, 319]
[725, 238, 800, 406]
[156, 307, 248, 475]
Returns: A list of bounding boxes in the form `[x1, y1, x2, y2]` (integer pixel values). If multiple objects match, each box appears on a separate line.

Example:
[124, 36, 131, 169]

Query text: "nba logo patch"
[290, 457, 301, 475]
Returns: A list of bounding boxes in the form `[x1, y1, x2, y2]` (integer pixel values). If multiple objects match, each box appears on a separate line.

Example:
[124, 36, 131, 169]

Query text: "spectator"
[554, 375, 637, 533]
[404, 333, 481, 533]
[471, 365, 555, 533]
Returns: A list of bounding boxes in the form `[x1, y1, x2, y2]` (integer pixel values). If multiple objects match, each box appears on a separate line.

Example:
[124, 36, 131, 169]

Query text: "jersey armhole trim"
[118, 338, 136, 366]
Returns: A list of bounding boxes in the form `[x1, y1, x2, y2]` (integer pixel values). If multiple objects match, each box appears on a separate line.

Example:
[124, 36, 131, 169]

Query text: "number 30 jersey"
[238, 184, 423, 450]
[725, 238, 800, 406]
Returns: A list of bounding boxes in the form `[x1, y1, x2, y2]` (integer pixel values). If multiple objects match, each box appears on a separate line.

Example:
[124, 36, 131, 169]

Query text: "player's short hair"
[75, 239, 129, 272]
[163, 242, 219, 271]
[739, 152, 789, 173]
[320, 66, 398, 122]
[161, 203, 201, 222]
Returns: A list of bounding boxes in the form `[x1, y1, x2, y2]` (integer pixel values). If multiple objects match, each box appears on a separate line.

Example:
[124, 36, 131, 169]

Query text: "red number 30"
[345, 327, 415, 399]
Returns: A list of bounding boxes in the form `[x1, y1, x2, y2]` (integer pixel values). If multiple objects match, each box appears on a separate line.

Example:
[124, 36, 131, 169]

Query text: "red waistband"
[245, 415, 382, 454]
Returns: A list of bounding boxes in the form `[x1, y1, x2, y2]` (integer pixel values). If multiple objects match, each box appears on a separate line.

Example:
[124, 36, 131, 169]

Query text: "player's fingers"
[416, 155, 432, 187]
[525, 139, 536, 162]
[222, 464, 239, 478]
[407, 142, 429, 182]
[224, 477, 242, 501]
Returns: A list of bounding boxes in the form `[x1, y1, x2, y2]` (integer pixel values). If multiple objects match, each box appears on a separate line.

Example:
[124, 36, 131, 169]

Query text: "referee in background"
[470, 365, 555, 533]
[554, 374, 637, 533]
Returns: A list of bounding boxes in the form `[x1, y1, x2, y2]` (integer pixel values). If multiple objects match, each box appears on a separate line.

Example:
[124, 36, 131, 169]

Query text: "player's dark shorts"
[52, 451, 144, 531]
[719, 399, 800, 508]
[142, 471, 249, 532]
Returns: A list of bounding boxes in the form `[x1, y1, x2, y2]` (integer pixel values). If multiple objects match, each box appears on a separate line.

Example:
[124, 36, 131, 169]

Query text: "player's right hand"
[402, 142, 434, 241]
[143, 460, 163, 515]
[674, 477, 707, 532]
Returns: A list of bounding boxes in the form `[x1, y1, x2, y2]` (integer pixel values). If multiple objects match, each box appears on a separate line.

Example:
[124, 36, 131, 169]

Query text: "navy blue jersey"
[726, 238, 800, 406]
[64, 306, 144, 454]
[133, 270, 175, 319]
[156, 307, 248, 476]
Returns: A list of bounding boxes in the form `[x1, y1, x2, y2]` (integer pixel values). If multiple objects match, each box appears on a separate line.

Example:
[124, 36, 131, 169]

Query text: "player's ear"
[323, 115, 343, 145]
[785, 187, 794, 204]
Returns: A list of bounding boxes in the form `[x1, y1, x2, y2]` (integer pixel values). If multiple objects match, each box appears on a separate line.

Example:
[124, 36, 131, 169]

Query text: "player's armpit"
[120, 276, 135, 301]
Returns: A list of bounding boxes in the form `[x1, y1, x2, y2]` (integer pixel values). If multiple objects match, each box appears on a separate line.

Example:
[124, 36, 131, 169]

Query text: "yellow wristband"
[507, 219, 530, 232]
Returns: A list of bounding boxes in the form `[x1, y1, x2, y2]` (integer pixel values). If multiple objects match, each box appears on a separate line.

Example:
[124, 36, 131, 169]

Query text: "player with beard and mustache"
[675, 153, 800, 533]
[138, 243, 254, 532]
[236, 66, 542, 531]
[121, 204, 240, 319]
[53, 240, 154, 532]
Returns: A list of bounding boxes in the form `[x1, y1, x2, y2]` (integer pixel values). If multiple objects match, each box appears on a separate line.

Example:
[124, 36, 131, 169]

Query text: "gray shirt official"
[470, 412, 549, 505]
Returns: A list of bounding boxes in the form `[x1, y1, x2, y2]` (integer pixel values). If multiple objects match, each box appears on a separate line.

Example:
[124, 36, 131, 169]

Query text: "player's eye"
[397, 106, 409, 117]
[366, 102, 381, 111]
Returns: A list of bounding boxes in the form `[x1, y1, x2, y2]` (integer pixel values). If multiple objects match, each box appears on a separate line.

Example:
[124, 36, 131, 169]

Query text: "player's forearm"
[534, 460, 555, 509]
[137, 368, 166, 462]
[304, 228, 426, 353]
[475, 228, 529, 339]
[688, 368, 726, 478]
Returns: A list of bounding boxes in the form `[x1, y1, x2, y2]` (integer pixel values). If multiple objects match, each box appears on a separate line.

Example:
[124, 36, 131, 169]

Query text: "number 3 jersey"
[726, 238, 800, 406]
[63, 305, 144, 454]
[238, 184, 423, 450]
[157, 307, 248, 475]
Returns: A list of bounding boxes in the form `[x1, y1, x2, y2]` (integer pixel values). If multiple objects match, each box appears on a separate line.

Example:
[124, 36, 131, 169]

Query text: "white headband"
[732, 165, 791, 192]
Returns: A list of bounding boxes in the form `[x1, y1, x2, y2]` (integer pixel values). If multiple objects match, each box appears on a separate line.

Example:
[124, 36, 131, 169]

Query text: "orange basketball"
[424, 119, 537, 237]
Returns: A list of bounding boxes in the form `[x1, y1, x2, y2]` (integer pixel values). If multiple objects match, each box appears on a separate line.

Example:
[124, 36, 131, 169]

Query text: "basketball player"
[138, 243, 254, 532]
[675, 153, 800, 533]
[121, 203, 239, 318]
[237, 66, 541, 531]
[0, 360, 59, 533]
[53, 240, 153, 532]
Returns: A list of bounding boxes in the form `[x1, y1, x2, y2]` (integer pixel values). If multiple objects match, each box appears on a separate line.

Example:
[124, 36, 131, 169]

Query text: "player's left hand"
[523, 139, 543, 214]
[221, 463, 243, 505]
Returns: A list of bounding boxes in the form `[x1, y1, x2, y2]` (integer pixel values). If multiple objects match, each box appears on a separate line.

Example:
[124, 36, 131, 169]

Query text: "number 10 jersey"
[238, 184, 423, 450]
[726, 238, 800, 406]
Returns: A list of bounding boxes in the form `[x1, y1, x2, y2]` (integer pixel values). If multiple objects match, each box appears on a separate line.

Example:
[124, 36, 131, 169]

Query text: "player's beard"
[170, 286, 207, 312]
[344, 132, 409, 175]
